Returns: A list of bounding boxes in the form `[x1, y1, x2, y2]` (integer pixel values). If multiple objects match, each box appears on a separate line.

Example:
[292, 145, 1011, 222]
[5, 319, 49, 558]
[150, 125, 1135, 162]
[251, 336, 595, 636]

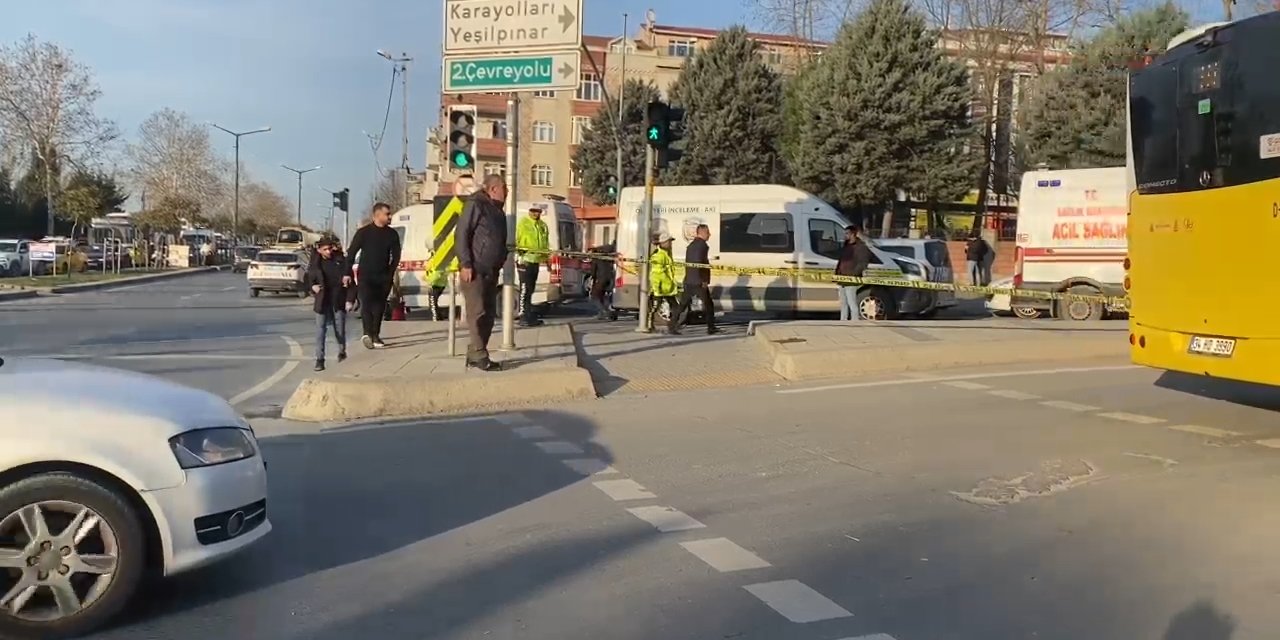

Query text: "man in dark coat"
[307, 238, 357, 371]
[834, 225, 873, 321]
[455, 174, 510, 371]
[671, 224, 719, 335]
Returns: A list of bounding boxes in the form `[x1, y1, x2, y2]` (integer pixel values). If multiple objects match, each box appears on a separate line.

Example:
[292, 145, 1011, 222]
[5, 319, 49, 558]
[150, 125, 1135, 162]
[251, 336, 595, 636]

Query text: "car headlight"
[169, 428, 257, 469]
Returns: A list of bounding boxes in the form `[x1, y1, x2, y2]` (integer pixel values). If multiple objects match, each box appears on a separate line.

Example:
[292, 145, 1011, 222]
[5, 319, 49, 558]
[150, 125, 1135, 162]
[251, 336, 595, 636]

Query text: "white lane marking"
[222, 286, 237, 291]
[987, 389, 1042, 401]
[179, 293, 203, 300]
[625, 506, 706, 532]
[592, 479, 657, 501]
[742, 579, 853, 623]
[1040, 400, 1101, 412]
[1169, 424, 1242, 439]
[533, 440, 585, 455]
[229, 336, 302, 406]
[679, 538, 772, 572]
[1097, 412, 1166, 425]
[50, 334, 302, 349]
[511, 425, 556, 439]
[561, 458, 619, 476]
[1253, 439, 1280, 449]
[837, 635, 898, 640]
[942, 380, 992, 390]
[778, 365, 1142, 395]
[494, 413, 527, 426]
[36, 353, 307, 361]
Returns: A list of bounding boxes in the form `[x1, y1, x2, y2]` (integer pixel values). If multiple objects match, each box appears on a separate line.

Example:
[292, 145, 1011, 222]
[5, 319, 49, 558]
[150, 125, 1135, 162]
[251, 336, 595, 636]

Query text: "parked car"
[986, 276, 1043, 319]
[0, 239, 30, 277]
[0, 356, 271, 638]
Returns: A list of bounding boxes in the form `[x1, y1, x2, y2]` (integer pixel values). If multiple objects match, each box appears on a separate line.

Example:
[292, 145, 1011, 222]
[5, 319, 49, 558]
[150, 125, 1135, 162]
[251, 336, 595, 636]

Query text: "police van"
[1012, 167, 1128, 321]
[613, 184, 939, 320]
[387, 196, 586, 310]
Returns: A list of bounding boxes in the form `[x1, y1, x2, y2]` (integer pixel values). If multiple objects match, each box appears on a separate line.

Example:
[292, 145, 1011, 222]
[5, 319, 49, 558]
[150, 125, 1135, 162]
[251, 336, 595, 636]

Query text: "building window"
[570, 169, 582, 188]
[491, 120, 507, 140]
[763, 48, 783, 64]
[577, 73, 602, 101]
[532, 121, 556, 144]
[484, 163, 505, 177]
[571, 116, 592, 144]
[667, 40, 695, 58]
[531, 164, 554, 187]
[533, 90, 556, 98]
[610, 42, 636, 54]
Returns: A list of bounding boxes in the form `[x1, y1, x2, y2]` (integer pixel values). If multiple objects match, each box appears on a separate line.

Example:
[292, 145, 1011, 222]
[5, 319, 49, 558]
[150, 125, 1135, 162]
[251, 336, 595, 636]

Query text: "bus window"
[1130, 64, 1181, 194]
[1225, 19, 1280, 187]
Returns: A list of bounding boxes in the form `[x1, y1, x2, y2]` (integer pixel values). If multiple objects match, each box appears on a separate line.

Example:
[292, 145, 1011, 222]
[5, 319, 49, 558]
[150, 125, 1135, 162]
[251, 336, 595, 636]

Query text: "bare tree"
[368, 170, 407, 209]
[0, 34, 117, 235]
[747, 0, 861, 44]
[125, 108, 228, 209]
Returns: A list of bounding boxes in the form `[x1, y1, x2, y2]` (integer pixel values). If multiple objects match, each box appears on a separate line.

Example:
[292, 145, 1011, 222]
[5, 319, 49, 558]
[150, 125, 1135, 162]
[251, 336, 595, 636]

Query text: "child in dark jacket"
[307, 238, 358, 371]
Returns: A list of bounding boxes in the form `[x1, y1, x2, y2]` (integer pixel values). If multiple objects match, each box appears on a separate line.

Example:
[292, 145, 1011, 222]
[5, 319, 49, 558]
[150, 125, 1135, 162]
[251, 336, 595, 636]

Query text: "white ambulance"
[1012, 167, 1128, 321]
[386, 196, 586, 310]
[613, 184, 941, 320]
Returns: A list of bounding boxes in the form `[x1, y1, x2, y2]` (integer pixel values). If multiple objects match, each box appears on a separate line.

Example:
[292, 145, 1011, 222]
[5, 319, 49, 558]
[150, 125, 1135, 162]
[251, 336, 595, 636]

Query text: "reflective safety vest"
[649, 248, 678, 297]
[516, 216, 550, 264]
[426, 268, 447, 288]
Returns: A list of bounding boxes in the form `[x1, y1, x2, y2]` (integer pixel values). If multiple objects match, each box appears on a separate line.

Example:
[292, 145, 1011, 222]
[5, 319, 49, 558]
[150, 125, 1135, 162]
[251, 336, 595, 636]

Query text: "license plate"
[1188, 336, 1236, 357]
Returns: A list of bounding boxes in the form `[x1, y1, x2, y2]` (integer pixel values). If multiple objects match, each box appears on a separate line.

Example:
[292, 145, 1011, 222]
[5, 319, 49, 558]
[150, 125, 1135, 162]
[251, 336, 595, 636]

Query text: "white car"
[0, 357, 270, 639]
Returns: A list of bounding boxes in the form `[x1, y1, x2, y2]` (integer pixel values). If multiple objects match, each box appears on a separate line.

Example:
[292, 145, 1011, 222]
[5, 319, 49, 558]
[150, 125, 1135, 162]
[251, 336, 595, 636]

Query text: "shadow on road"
[106, 409, 613, 634]
[1155, 371, 1280, 412]
[1164, 600, 1235, 640]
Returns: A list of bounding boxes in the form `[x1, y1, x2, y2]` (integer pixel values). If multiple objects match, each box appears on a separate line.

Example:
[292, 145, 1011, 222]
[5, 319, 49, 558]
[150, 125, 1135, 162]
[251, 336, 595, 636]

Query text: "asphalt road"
[0, 270, 316, 415]
[76, 358, 1280, 640]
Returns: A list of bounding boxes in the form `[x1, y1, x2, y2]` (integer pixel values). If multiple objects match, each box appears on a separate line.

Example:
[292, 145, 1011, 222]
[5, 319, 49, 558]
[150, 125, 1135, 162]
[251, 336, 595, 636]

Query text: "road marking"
[1040, 400, 1101, 412]
[222, 286, 237, 291]
[987, 389, 1041, 401]
[624, 506, 706, 532]
[179, 293, 203, 300]
[836, 635, 898, 640]
[561, 458, 618, 476]
[778, 365, 1142, 395]
[1168, 424, 1242, 439]
[942, 380, 991, 390]
[742, 579, 852, 623]
[679, 538, 771, 572]
[229, 336, 302, 406]
[1097, 412, 1166, 425]
[533, 440, 585, 455]
[37, 353, 308, 361]
[1254, 439, 1280, 449]
[511, 425, 556, 439]
[592, 479, 657, 501]
[58, 334, 304, 349]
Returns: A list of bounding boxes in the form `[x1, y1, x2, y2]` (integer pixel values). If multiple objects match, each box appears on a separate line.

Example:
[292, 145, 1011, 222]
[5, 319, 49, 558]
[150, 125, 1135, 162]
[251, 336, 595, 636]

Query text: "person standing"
[515, 205, 549, 327]
[456, 174, 509, 371]
[835, 225, 872, 321]
[965, 232, 989, 286]
[671, 224, 719, 335]
[648, 232, 680, 332]
[589, 242, 617, 321]
[426, 262, 448, 321]
[345, 202, 402, 349]
[307, 238, 356, 371]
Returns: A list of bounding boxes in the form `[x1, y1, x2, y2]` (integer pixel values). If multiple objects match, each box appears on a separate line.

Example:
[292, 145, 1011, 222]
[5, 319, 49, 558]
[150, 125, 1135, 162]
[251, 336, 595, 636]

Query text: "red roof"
[650, 24, 826, 48]
[583, 35, 613, 48]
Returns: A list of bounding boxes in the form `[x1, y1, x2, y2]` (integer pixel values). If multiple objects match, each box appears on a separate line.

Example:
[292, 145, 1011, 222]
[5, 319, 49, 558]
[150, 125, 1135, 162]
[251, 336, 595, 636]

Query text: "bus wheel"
[1056, 286, 1105, 321]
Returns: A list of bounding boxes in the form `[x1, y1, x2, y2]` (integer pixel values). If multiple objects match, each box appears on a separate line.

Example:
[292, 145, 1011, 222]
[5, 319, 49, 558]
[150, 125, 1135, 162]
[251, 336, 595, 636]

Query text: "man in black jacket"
[345, 202, 402, 349]
[456, 174, 509, 371]
[671, 224, 719, 335]
[834, 225, 873, 321]
[307, 238, 357, 371]
[589, 242, 617, 321]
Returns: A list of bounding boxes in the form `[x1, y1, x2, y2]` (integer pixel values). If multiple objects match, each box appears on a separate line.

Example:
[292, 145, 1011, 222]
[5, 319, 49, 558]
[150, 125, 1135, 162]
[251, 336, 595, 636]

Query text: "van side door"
[715, 212, 797, 314]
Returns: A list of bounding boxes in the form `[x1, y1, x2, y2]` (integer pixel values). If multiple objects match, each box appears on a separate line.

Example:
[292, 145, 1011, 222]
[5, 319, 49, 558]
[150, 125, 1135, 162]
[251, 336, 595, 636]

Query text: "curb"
[757, 333, 1126, 381]
[0, 289, 39, 303]
[48, 266, 223, 294]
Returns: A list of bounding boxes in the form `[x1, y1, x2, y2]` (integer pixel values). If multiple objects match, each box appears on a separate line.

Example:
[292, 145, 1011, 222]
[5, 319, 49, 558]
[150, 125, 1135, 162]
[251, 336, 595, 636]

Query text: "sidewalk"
[751, 319, 1127, 381]
[282, 320, 595, 421]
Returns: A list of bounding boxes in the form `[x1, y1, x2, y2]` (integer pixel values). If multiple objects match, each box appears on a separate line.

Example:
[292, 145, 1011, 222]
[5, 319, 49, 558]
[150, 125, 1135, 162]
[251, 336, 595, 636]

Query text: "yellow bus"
[1126, 12, 1280, 386]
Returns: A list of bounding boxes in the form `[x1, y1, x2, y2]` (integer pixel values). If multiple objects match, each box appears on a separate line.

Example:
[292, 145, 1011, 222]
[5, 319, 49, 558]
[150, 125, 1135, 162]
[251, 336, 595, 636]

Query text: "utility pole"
[615, 13, 628, 197]
[282, 164, 321, 226]
[636, 145, 656, 332]
[377, 49, 414, 210]
[209, 124, 271, 242]
[502, 93, 521, 350]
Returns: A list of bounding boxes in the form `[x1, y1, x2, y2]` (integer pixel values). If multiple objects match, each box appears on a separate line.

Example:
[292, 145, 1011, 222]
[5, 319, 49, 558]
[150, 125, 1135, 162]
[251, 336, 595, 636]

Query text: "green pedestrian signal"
[644, 101, 670, 149]
[447, 105, 477, 172]
[451, 151, 472, 168]
[647, 126, 660, 141]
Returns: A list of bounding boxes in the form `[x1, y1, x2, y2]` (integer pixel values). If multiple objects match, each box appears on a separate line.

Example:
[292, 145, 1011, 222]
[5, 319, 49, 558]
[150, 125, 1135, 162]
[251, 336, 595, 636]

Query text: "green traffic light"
[647, 126, 660, 141]
[452, 152, 471, 168]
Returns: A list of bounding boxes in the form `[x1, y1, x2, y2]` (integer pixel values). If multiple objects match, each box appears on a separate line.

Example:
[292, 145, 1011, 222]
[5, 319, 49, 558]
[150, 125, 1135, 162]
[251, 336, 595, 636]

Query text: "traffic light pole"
[635, 145, 656, 333]
[501, 93, 520, 351]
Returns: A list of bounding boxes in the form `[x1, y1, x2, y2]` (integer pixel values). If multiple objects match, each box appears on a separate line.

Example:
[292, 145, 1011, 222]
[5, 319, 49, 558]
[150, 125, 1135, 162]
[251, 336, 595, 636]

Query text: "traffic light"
[447, 105, 477, 171]
[645, 101, 670, 149]
[605, 175, 618, 203]
[660, 106, 686, 168]
[333, 188, 349, 212]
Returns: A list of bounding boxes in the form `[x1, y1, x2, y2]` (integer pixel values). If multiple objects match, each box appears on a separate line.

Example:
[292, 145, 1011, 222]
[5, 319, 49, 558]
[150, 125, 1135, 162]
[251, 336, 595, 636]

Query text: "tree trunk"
[973, 115, 995, 233]
[880, 202, 893, 238]
[43, 150, 55, 237]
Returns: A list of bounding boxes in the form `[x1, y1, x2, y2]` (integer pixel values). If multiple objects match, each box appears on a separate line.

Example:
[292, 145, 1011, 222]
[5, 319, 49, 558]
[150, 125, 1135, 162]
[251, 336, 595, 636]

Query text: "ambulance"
[1012, 167, 1128, 321]
[386, 195, 587, 310]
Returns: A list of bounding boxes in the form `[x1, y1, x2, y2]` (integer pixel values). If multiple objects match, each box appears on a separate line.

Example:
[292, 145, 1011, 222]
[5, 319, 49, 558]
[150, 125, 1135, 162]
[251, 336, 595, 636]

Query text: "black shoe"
[361, 335, 374, 350]
[314, 359, 325, 372]
[337, 351, 347, 363]
[466, 358, 502, 372]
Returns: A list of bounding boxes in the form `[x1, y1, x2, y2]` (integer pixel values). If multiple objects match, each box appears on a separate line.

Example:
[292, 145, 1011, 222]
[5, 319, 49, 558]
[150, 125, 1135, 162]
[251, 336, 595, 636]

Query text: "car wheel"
[1012, 305, 1042, 319]
[856, 287, 895, 321]
[0, 473, 146, 640]
[250, 288, 260, 298]
[1055, 285, 1105, 322]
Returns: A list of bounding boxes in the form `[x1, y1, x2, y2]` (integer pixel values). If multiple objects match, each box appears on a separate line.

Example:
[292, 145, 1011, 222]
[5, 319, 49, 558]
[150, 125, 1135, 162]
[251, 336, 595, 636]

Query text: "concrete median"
[282, 322, 597, 422]
[753, 319, 1128, 381]
[48, 266, 225, 293]
[0, 289, 38, 303]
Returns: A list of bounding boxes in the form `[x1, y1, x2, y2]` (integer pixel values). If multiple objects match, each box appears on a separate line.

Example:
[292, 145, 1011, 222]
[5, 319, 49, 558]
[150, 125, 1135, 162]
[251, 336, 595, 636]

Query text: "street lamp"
[208, 123, 271, 242]
[281, 164, 322, 226]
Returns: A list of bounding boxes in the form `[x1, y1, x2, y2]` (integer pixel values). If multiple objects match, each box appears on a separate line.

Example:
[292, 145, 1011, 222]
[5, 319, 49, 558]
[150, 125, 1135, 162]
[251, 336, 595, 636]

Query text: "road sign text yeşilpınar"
[444, 0, 582, 54]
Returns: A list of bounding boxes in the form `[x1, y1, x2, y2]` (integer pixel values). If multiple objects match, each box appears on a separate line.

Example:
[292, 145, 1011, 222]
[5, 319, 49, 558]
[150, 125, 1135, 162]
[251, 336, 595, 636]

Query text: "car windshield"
[257, 252, 300, 264]
[235, 248, 260, 258]
[0, 241, 17, 252]
[278, 230, 303, 244]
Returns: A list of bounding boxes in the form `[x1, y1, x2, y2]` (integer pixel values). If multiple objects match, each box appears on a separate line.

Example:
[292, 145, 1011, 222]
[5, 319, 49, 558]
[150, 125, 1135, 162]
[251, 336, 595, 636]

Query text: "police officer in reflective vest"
[515, 205, 550, 327]
[648, 232, 679, 332]
[426, 265, 448, 321]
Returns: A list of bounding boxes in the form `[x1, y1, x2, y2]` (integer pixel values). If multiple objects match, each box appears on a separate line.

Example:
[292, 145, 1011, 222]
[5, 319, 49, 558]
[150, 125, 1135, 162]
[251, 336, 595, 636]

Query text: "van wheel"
[1056, 285, 1105, 321]
[1012, 305, 1042, 319]
[856, 287, 895, 321]
[249, 288, 260, 298]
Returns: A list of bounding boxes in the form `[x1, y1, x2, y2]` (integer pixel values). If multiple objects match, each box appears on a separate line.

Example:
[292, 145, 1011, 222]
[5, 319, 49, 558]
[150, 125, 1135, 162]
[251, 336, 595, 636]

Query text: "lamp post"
[281, 164, 322, 226]
[208, 124, 271, 242]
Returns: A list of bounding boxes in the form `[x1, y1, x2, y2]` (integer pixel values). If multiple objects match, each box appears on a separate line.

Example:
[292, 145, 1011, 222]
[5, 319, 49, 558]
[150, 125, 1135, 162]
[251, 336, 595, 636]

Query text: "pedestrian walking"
[345, 202, 402, 349]
[648, 232, 680, 332]
[307, 238, 356, 372]
[589, 242, 617, 321]
[835, 224, 872, 321]
[515, 205, 549, 327]
[965, 232, 990, 286]
[671, 224, 719, 335]
[456, 174, 509, 371]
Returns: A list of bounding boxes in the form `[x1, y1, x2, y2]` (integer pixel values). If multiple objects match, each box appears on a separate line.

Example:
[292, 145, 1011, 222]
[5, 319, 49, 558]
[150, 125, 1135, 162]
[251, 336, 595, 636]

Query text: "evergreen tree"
[669, 26, 787, 185]
[779, 62, 817, 173]
[790, 0, 975, 209]
[1020, 3, 1189, 169]
[572, 79, 661, 204]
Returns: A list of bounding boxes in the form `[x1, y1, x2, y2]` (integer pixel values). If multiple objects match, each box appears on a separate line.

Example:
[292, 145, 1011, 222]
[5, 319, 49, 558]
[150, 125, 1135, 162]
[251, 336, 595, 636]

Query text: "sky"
[3, 0, 764, 230]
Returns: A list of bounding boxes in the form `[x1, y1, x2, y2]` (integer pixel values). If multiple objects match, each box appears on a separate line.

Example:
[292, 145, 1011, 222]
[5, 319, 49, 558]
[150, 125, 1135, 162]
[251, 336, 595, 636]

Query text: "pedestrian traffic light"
[605, 175, 618, 203]
[447, 105, 477, 171]
[333, 188, 350, 212]
[645, 101, 670, 149]
[658, 106, 686, 168]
